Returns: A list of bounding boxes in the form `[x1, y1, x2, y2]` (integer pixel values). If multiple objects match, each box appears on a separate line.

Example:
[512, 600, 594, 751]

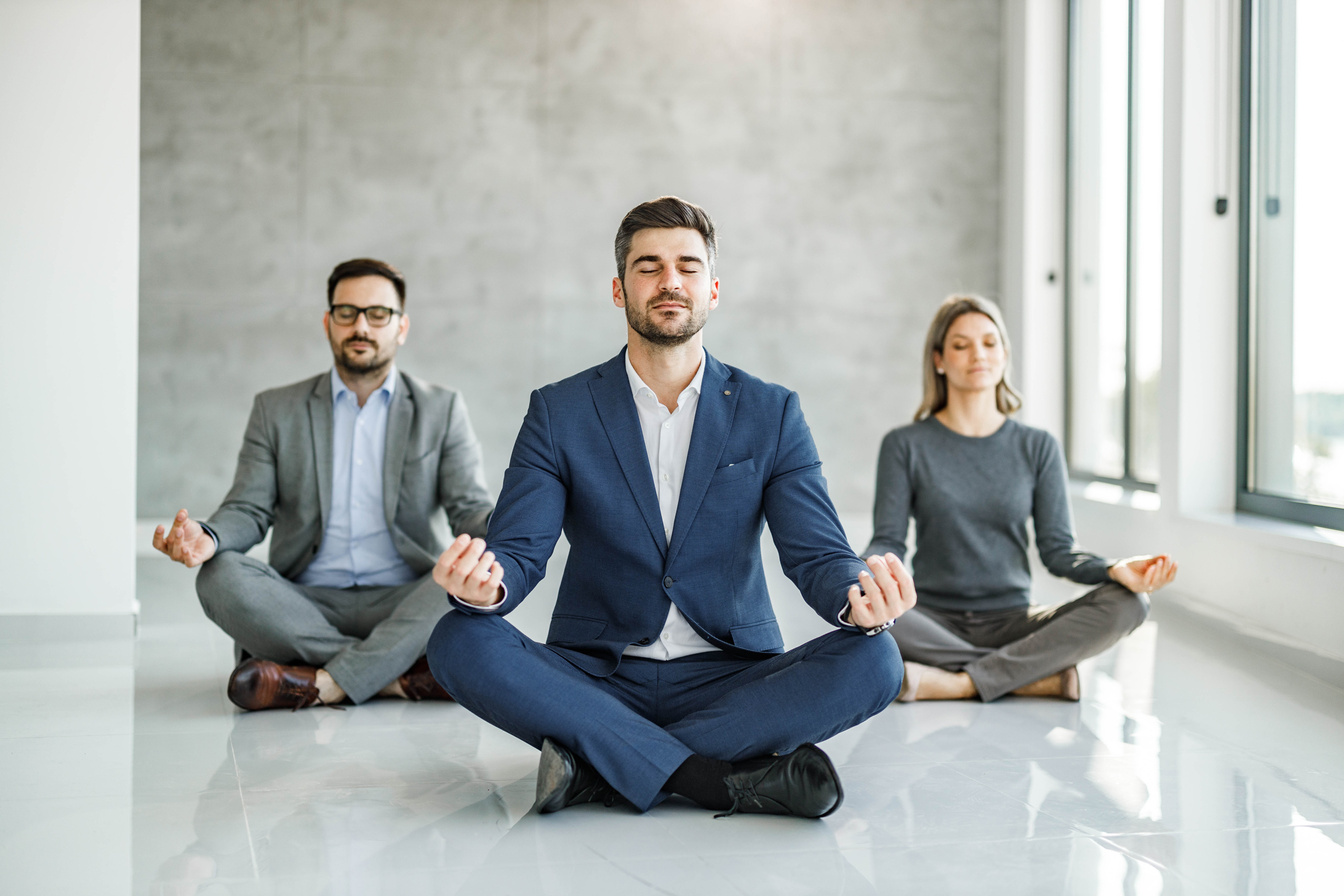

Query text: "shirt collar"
[624, 347, 706, 406]
[329, 364, 398, 406]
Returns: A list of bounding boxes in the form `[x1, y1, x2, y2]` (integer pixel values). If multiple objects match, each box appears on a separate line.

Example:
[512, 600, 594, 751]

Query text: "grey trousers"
[890, 582, 1149, 701]
[195, 551, 449, 704]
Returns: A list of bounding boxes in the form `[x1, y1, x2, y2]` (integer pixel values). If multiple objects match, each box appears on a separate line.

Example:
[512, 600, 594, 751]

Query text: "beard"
[625, 290, 708, 347]
[331, 332, 392, 376]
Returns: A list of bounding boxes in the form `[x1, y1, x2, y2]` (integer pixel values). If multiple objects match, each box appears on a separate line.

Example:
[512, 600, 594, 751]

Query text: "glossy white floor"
[4, 549, 1344, 896]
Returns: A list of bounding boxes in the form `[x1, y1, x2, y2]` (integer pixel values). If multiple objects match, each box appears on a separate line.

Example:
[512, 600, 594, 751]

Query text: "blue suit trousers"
[429, 610, 903, 811]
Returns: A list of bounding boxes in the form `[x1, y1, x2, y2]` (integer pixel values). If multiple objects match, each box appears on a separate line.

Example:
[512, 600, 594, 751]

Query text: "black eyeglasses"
[329, 304, 402, 326]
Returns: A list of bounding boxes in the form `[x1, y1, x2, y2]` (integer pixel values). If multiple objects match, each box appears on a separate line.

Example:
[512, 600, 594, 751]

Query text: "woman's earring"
[936, 368, 945, 375]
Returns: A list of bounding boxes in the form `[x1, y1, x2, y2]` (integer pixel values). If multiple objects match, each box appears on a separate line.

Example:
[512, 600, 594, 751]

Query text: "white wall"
[1003, 0, 1344, 678]
[0, 0, 140, 626]
[1000, 0, 1068, 439]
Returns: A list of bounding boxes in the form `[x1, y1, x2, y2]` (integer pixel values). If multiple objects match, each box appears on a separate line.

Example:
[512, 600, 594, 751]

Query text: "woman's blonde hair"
[914, 294, 1023, 421]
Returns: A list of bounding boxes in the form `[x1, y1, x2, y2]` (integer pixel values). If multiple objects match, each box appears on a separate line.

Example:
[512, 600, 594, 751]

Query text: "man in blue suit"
[427, 196, 913, 818]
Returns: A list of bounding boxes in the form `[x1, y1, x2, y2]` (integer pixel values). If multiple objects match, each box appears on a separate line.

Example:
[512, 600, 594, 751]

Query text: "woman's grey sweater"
[863, 416, 1112, 612]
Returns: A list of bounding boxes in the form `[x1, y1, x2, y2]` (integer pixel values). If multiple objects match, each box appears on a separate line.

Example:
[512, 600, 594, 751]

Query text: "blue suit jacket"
[458, 349, 867, 676]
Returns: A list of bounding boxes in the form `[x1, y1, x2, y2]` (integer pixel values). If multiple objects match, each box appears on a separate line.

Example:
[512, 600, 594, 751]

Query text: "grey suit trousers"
[196, 551, 449, 704]
[889, 582, 1149, 701]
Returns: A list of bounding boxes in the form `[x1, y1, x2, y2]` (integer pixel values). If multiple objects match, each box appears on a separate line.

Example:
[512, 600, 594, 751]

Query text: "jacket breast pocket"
[547, 614, 608, 645]
[710, 457, 757, 486]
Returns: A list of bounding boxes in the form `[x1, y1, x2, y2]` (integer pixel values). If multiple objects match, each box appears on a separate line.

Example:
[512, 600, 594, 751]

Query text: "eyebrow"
[632, 254, 706, 266]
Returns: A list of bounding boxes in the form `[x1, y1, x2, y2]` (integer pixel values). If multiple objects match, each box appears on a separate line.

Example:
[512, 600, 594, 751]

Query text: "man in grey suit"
[153, 258, 494, 711]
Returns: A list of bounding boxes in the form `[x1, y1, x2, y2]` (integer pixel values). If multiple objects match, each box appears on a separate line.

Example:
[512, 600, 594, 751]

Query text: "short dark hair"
[614, 196, 717, 283]
[326, 258, 406, 308]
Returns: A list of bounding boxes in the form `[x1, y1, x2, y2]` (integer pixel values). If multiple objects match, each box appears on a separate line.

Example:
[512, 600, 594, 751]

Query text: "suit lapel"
[590, 350, 668, 555]
[307, 374, 335, 532]
[667, 353, 737, 568]
[383, 372, 413, 528]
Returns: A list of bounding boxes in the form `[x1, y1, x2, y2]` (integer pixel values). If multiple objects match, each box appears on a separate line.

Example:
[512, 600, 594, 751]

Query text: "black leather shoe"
[719, 743, 844, 818]
[534, 737, 623, 813]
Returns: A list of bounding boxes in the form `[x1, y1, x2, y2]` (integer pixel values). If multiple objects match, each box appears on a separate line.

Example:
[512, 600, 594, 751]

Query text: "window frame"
[1063, 0, 1157, 494]
[1235, 0, 1344, 531]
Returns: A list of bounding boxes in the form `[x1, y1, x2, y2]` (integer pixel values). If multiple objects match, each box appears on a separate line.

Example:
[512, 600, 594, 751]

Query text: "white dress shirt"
[621, 349, 720, 660]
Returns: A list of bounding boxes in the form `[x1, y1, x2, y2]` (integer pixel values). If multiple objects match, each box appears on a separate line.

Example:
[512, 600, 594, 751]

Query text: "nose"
[658, 267, 684, 293]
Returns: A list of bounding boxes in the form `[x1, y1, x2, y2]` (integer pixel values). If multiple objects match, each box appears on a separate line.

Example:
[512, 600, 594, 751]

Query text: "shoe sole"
[534, 738, 575, 814]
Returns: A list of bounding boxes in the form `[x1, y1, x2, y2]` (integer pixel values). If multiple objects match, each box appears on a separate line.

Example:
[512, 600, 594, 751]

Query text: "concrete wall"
[0, 0, 140, 628]
[137, 0, 1003, 523]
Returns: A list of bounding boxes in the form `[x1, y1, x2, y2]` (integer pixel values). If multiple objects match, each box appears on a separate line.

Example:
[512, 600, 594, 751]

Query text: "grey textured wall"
[139, 0, 1001, 521]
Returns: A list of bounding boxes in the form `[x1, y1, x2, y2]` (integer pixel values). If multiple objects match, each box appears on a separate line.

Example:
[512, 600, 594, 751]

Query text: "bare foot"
[377, 679, 408, 700]
[1009, 666, 1080, 701]
[315, 669, 348, 705]
[898, 662, 979, 701]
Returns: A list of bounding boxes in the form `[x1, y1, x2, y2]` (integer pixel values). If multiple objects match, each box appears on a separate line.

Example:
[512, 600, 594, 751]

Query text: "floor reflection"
[10, 560, 1325, 895]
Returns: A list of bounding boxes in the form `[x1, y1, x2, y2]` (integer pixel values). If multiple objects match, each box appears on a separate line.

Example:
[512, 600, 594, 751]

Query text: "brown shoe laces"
[278, 679, 344, 712]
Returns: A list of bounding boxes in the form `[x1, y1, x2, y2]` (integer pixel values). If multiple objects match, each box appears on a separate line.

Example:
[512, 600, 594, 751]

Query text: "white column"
[0, 0, 140, 630]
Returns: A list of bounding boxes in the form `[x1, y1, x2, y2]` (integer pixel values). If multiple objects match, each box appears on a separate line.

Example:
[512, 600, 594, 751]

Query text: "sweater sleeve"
[1032, 433, 1113, 584]
[864, 428, 912, 561]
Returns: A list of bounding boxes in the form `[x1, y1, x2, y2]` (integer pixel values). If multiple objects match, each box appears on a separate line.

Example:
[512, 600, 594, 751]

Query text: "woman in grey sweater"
[865, 295, 1176, 701]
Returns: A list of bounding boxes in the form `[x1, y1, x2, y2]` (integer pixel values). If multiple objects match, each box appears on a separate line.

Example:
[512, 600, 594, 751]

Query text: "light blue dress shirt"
[296, 367, 418, 588]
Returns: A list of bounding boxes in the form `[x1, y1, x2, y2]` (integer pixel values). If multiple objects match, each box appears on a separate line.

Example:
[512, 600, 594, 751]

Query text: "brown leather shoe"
[398, 656, 453, 701]
[227, 657, 323, 711]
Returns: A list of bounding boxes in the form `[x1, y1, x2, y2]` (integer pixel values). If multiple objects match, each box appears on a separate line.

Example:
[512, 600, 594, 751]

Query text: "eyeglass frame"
[327, 304, 403, 327]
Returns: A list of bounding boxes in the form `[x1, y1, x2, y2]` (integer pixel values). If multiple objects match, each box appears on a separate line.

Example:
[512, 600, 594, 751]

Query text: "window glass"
[1246, 0, 1344, 515]
[1067, 0, 1162, 487]
[1068, 0, 1130, 481]
[1128, 0, 1163, 485]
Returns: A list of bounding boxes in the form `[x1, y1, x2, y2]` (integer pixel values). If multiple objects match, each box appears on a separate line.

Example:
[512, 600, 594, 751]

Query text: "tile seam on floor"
[227, 733, 263, 880]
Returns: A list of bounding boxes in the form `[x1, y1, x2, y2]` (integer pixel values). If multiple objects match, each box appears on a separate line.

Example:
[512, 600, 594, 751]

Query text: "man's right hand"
[152, 509, 217, 568]
[434, 534, 504, 607]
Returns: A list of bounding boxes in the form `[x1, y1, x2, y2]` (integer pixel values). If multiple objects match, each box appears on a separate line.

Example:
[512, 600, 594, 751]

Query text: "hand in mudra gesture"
[848, 552, 918, 629]
[434, 534, 505, 606]
[152, 509, 217, 568]
[1108, 554, 1177, 594]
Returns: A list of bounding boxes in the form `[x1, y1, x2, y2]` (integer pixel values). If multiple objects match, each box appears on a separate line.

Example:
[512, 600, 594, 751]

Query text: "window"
[1239, 0, 1344, 529]
[1065, 0, 1163, 489]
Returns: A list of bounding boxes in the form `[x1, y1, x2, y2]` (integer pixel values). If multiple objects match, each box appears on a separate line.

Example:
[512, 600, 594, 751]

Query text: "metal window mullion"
[1123, 0, 1138, 483]
[1064, 0, 1079, 470]
[1237, 0, 1257, 498]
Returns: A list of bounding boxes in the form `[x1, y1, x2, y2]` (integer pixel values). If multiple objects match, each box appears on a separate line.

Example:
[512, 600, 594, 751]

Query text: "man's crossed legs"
[196, 551, 452, 709]
[427, 611, 903, 816]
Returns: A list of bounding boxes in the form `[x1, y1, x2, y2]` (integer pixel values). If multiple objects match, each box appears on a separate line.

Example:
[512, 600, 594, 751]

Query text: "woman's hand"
[1108, 554, 1177, 594]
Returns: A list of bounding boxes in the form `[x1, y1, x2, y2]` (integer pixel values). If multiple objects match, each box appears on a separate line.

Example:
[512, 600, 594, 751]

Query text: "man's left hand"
[848, 552, 917, 630]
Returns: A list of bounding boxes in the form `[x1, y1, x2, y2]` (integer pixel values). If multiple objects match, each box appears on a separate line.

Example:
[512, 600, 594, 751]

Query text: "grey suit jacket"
[206, 370, 494, 581]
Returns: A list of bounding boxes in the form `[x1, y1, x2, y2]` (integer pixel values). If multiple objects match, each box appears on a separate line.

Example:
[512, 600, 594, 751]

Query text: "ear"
[322, 311, 332, 335]
[708, 278, 720, 311]
[396, 311, 410, 345]
[932, 349, 943, 371]
[612, 276, 626, 308]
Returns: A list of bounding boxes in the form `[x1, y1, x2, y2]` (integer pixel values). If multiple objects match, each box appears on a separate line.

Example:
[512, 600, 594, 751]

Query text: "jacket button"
[663, 576, 674, 588]
[636, 638, 651, 646]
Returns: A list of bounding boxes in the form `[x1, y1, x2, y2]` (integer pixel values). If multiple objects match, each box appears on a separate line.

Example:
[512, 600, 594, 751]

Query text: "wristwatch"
[863, 617, 897, 637]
